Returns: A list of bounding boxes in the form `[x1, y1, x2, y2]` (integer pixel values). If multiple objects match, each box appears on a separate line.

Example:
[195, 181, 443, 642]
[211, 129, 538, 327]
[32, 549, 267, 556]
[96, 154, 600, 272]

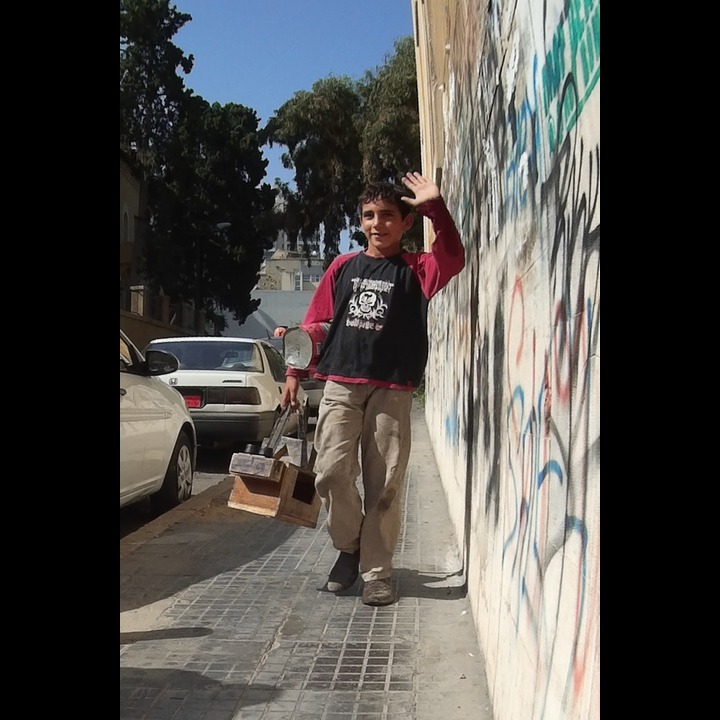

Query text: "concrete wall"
[120, 310, 196, 352]
[412, 2, 599, 719]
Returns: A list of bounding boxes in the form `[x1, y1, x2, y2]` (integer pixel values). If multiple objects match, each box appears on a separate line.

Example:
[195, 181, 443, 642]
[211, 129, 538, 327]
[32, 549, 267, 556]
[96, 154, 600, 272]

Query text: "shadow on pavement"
[120, 626, 213, 645]
[120, 489, 305, 613]
[120, 668, 278, 718]
[394, 567, 468, 600]
[314, 567, 468, 601]
[196, 446, 235, 473]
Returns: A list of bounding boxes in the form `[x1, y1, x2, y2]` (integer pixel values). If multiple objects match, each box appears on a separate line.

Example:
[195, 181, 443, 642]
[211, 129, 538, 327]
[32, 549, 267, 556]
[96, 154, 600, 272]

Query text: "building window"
[294, 271, 302, 291]
[130, 285, 145, 315]
[123, 209, 132, 243]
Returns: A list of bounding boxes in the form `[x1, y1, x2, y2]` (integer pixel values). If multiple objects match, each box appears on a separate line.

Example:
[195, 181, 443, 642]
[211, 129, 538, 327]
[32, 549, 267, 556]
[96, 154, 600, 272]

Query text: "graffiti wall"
[414, 1, 599, 719]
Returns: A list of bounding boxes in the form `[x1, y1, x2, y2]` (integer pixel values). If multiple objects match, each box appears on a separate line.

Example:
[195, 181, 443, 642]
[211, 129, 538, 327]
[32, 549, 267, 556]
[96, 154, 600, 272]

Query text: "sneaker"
[326, 550, 360, 593]
[362, 578, 395, 606]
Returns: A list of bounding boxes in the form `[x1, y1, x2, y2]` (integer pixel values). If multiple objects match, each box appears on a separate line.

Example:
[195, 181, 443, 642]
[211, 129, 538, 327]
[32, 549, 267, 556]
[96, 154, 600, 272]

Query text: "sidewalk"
[120, 400, 494, 720]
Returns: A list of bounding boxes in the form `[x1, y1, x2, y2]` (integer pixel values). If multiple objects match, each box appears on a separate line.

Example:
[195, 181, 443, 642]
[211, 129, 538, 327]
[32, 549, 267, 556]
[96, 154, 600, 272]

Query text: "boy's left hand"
[400, 171, 441, 206]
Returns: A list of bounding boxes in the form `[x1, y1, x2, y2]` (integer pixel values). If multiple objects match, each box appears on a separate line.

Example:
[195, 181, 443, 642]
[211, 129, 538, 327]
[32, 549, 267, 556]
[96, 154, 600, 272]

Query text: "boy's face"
[360, 198, 414, 257]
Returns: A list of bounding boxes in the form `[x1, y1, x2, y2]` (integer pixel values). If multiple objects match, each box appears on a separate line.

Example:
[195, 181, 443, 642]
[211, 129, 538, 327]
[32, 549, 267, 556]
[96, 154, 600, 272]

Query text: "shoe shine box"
[226, 437, 321, 528]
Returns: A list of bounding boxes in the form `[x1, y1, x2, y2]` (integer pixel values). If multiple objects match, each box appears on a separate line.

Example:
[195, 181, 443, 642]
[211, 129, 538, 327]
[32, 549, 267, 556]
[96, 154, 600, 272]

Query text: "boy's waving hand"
[400, 171, 441, 207]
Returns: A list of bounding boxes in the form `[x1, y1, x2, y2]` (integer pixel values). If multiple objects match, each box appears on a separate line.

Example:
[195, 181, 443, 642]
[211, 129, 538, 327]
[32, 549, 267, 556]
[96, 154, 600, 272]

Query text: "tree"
[358, 35, 423, 250]
[359, 36, 421, 184]
[120, 0, 194, 176]
[145, 97, 277, 330]
[264, 36, 422, 261]
[264, 76, 364, 265]
[121, 3, 421, 331]
[121, 1, 277, 332]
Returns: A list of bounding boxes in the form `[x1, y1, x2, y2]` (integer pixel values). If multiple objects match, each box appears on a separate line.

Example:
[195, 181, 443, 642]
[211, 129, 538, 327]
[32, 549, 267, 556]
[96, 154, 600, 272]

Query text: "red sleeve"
[300, 261, 338, 325]
[285, 253, 352, 379]
[407, 197, 465, 298]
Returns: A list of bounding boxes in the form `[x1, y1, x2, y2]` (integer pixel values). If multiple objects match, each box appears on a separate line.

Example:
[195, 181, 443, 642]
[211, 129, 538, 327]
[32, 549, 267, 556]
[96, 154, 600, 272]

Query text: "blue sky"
[173, 0, 414, 187]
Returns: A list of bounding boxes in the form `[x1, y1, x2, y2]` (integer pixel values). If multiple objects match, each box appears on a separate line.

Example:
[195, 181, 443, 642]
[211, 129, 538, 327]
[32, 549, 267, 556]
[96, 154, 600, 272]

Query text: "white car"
[266, 335, 324, 419]
[144, 336, 307, 449]
[120, 330, 197, 512]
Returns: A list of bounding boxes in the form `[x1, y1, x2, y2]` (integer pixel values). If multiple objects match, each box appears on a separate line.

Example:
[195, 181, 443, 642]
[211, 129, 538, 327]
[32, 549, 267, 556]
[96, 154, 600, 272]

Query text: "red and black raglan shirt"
[288, 197, 465, 391]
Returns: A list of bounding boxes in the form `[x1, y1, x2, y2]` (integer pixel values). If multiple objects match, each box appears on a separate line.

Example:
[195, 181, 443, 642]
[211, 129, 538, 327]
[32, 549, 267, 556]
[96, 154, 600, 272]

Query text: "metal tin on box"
[283, 323, 330, 369]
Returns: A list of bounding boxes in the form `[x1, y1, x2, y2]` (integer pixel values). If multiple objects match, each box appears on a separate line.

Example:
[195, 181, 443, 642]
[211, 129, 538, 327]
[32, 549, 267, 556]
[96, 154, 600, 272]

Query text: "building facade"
[119, 151, 200, 349]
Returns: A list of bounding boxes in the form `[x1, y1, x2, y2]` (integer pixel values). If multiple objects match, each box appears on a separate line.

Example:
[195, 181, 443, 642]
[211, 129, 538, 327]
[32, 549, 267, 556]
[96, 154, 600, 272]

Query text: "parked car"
[143, 336, 308, 449]
[120, 330, 197, 512]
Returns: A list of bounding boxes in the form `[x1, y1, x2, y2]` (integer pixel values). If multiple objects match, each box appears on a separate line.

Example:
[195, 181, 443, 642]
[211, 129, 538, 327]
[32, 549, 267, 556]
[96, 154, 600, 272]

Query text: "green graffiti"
[568, 0, 600, 88]
[542, 29, 567, 117]
[540, 0, 600, 148]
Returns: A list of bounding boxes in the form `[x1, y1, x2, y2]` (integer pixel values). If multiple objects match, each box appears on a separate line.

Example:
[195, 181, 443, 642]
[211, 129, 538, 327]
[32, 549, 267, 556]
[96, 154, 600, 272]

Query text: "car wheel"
[151, 431, 194, 514]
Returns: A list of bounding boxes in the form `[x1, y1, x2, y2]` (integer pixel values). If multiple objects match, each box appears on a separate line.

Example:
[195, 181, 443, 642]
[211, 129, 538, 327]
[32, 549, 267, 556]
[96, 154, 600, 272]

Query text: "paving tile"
[120, 403, 493, 720]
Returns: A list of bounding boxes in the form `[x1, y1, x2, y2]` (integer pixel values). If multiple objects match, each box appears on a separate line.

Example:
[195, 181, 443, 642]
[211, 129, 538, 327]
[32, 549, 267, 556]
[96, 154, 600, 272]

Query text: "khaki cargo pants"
[313, 380, 413, 582]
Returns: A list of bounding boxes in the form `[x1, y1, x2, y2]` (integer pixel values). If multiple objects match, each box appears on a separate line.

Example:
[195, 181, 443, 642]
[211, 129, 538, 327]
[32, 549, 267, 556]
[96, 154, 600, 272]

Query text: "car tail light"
[178, 387, 261, 407]
[224, 387, 261, 405]
[206, 388, 225, 404]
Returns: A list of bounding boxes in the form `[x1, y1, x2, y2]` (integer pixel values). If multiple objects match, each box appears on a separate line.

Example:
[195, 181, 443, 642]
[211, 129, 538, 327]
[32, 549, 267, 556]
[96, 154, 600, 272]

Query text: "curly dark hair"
[358, 181, 414, 219]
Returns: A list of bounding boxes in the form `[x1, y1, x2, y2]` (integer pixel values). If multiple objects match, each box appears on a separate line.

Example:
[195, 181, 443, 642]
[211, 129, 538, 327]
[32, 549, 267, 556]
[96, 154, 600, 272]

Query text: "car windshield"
[148, 341, 263, 372]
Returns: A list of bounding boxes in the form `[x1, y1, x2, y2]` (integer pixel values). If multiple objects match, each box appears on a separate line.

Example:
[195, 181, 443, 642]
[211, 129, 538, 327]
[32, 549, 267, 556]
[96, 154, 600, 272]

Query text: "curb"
[120, 475, 236, 560]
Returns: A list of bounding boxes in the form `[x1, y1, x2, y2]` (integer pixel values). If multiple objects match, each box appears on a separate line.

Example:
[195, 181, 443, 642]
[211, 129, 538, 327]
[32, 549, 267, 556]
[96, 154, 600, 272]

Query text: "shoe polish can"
[283, 323, 330, 370]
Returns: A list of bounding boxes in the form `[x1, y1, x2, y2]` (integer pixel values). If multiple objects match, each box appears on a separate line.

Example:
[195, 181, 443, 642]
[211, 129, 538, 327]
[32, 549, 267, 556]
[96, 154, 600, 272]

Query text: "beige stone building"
[256, 248, 324, 292]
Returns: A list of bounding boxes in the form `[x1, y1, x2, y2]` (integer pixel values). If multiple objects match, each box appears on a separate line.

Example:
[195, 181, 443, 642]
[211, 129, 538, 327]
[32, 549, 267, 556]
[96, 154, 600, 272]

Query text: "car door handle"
[120, 388, 127, 396]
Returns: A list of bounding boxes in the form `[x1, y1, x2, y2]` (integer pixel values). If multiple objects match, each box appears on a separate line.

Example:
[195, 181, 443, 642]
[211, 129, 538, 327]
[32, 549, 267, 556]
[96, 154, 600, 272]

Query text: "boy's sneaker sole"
[362, 578, 395, 606]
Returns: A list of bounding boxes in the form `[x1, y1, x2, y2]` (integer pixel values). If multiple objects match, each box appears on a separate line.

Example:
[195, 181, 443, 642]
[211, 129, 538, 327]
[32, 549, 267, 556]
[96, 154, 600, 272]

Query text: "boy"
[281, 171, 465, 606]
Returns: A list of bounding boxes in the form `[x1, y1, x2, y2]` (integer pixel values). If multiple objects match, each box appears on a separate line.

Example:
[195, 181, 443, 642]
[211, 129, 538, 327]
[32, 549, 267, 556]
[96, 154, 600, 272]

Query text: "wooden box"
[227, 437, 321, 528]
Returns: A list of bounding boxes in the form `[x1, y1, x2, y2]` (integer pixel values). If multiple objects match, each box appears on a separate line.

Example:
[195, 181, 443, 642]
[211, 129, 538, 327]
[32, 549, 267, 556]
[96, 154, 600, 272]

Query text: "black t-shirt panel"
[316, 252, 429, 388]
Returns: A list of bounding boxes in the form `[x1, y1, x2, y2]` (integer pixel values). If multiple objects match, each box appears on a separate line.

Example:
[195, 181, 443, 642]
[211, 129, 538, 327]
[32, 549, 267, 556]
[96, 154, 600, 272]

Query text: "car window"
[217, 344, 263, 371]
[147, 340, 264, 372]
[263, 343, 289, 383]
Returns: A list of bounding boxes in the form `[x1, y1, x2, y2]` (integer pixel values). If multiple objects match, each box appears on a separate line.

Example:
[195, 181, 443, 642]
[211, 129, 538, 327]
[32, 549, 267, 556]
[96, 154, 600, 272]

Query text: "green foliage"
[265, 36, 422, 261]
[264, 76, 364, 263]
[359, 37, 421, 184]
[145, 97, 277, 326]
[359, 37, 423, 252]
[120, 0, 194, 176]
[121, 2, 422, 327]
[121, 0, 277, 327]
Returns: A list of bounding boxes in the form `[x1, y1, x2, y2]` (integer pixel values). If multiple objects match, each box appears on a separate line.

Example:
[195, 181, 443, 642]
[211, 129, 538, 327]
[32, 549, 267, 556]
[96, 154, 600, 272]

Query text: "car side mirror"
[146, 349, 179, 376]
